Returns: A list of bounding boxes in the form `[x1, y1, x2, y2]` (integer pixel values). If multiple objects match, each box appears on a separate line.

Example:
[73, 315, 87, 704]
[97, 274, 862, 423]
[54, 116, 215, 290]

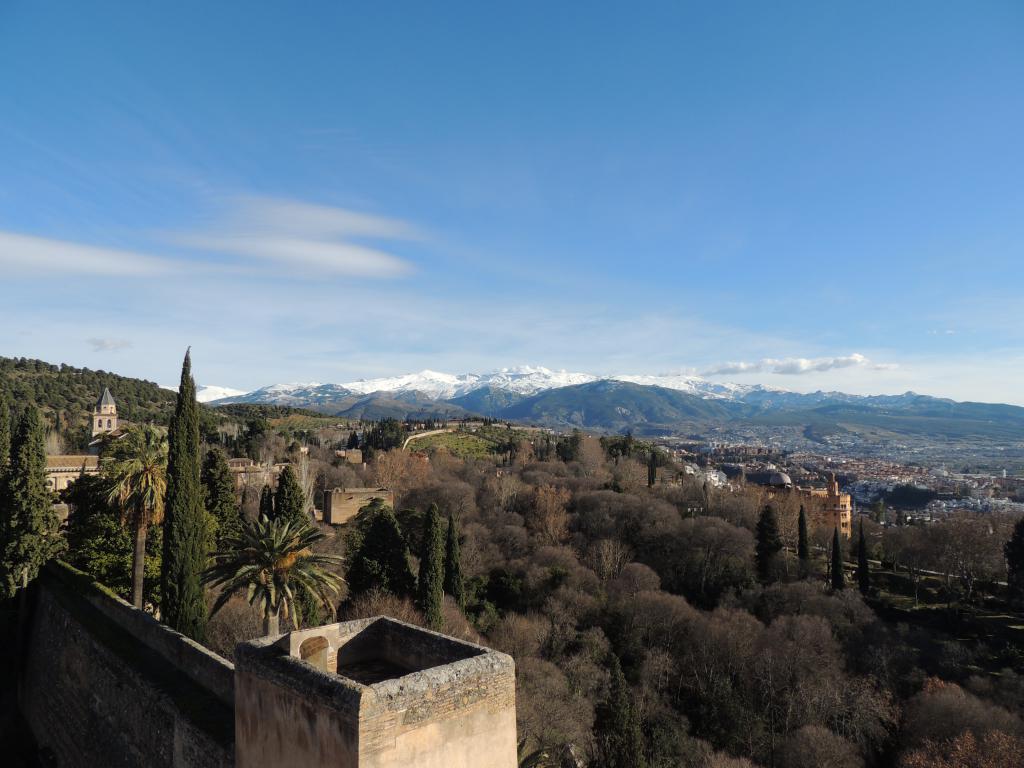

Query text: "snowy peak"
[211, 382, 354, 406]
[161, 383, 249, 404]
[206, 367, 799, 406]
[343, 370, 472, 399]
[609, 373, 756, 399]
[340, 367, 598, 399]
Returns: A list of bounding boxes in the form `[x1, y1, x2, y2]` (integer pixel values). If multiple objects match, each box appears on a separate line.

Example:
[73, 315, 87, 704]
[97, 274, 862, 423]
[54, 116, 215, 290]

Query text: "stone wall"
[20, 563, 234, 768]
[322, 488, 394, 526]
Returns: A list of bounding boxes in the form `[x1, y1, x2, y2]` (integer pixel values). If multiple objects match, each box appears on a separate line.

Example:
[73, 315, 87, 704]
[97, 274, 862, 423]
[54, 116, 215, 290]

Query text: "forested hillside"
[0, 357, 176, 450]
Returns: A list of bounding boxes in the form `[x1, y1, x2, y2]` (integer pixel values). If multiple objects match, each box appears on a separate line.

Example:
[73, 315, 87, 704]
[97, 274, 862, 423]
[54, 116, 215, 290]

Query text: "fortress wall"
[20, 563, 234, 768]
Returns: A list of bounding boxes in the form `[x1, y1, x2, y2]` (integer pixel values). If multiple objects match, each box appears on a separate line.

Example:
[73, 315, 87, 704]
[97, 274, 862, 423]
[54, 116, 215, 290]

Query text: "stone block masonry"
[20, 562, 234, 768]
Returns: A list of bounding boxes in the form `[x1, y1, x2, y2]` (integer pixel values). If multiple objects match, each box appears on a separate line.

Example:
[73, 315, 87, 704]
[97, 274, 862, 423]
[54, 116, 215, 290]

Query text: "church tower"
[92, 387, 118, 437]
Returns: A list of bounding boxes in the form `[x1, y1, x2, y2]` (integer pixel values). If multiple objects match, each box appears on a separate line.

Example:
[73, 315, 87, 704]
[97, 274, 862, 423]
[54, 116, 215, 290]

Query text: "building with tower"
[92, 387, 118, 437]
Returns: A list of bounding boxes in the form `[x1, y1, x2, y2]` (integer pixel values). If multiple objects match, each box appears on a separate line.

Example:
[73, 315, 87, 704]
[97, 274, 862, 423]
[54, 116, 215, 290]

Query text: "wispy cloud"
[87, 337, 133, 352]
[176, 196, 418, 277]
[703, 353, 896, 376]
[0, 231, 173, 276]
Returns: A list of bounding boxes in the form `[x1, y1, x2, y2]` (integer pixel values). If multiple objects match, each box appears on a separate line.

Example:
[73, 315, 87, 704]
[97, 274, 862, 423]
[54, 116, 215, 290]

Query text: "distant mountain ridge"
[205, 366, 1024, 444]
[210, 365, 771, 406]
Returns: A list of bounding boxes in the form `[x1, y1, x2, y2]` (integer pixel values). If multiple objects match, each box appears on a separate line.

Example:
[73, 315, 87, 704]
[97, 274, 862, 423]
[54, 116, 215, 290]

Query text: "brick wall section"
[21, 563, 234, 768]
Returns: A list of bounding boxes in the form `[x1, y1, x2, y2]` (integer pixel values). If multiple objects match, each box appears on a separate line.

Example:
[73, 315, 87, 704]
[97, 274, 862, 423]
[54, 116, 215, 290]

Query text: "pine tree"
[161, 350, 208, 641]
[1005, 517, 1024, 604]
[797, 504, 810, 577]
[346, 430, 359, 449]
[856, 519, 871, 596]
[417, 504, 445, 630]
[830, 526, 845, 591]
[444, 511, 465, 610]
[594, 653, 647, 768]
[202, 448, 241, 546]
[273, 465, 307, 527]
[755, 505, 783, 583]
[0, 406, 62, 597]
[259, 484, 275, 519]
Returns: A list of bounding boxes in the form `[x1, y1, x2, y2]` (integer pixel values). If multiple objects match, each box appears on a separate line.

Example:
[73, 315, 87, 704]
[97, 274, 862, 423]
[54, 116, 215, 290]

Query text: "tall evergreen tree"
[1005, 517, 1024, 604]
[259, 484, 275, 519]
[856, 519, 871, 596]
[161, 350, 208, 641]
[346, 430, 359, 449]
[0, 392, 10, 489]
[0, 406, 62, 597]
[755, 505, 783, 583]
[202, 448, 241, 546]
[797, 505, 810, 577]
[647, 449, 657, 488]
[594, 653, 647, 768]
[444, 511, 465, 610]
[830, 526, 845, 591]
[273, 465, 307, 527]
[0, 394, 11, 547]
[345, 505, 415, 598]
[417, 504, 445, 630]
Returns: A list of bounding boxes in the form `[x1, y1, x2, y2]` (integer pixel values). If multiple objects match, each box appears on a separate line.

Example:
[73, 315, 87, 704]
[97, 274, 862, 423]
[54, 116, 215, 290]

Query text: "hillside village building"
[44, 387, 117, 493]
[91, 386, 118, 437]
[750, 470, 854, 537]
[800, 473, 854, 538]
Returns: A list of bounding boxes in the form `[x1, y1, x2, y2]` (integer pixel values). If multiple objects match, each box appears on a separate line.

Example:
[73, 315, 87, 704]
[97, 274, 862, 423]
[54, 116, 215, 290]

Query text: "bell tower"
[92, 387, 118, 437]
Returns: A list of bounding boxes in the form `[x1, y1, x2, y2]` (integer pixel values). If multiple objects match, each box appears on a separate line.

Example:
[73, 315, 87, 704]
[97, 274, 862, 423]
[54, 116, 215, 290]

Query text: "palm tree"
[104, 425, 168, 609]
[204, 515, 344, 636]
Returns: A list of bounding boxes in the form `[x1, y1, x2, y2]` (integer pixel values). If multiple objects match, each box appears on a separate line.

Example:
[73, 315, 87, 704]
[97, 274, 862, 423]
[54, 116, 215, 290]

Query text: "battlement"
[234, 617, 517, 768]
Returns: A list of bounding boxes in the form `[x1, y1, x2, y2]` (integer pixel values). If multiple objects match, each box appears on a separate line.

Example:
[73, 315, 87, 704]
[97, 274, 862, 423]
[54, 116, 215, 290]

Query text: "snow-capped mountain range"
[160, 383, 249, 404]
[208, 366, 774, 405]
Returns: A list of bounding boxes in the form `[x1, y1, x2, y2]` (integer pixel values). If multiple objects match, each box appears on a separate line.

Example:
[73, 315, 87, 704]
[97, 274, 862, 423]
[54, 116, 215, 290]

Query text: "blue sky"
[2, 2, 1023, 402]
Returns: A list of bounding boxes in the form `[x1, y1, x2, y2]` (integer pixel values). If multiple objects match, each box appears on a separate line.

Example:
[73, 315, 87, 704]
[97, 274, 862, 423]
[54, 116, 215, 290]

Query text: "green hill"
[0, 356, 177, 450]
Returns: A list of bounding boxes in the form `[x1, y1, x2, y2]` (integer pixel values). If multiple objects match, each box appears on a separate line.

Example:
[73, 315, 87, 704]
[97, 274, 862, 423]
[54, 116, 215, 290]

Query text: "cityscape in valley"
[4, 3, 1024, 768]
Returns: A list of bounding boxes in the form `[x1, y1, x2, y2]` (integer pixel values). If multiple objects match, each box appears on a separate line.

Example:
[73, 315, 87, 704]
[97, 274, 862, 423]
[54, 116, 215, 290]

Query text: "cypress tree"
[444, 511, 465, 610]
[595, 653, 647, 768]
[202, 448, 241, 546]
[0, 406, 61, 597]
[856, 519, 871, 595]
[647, 450, 657, 488]
[346, 430, 359, 449]
[0, 394, 11, 546]
[797, 505, 810, 576]
[830, 526, 845, 591]
[1006, 517, 1024, 604]
[259, 484, 275, 519]
[755, 505, 783, 583]
[346, 506, 415, 598]
[161, 350, 208, 641]
[417, 504, 445, 630]
[273, 465, 307, 526]
[0, 392, 10, 488]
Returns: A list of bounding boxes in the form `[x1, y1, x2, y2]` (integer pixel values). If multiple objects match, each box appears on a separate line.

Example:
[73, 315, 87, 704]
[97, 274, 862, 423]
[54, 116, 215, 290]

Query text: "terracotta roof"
[45, 455, 99, 471]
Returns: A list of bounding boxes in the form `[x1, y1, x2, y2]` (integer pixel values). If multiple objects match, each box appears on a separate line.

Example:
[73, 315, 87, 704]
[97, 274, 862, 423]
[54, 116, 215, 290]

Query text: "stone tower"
[91, 387, 118, 437]
[234, 616, 518, 768]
